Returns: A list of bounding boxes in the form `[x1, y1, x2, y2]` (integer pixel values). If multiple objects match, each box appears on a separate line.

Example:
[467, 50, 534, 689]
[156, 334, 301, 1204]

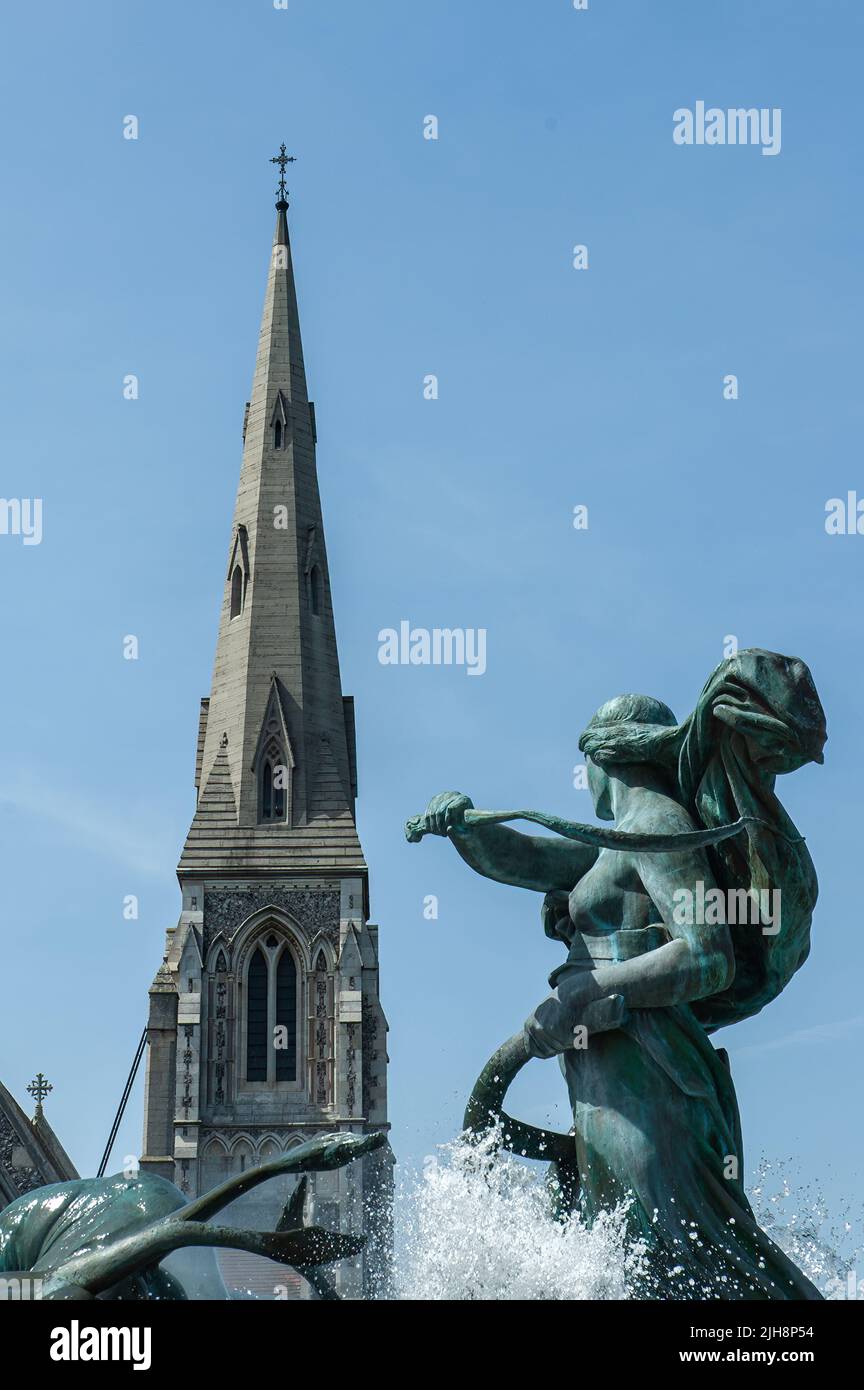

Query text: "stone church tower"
[140, 171, 391, 1298]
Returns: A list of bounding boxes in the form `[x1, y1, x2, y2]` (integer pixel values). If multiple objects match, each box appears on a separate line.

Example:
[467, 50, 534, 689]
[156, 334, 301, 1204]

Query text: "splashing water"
[750, 1157, 863, 1300]
[394, 1126, 648, 1300]
[392, 1127, 861, 1301]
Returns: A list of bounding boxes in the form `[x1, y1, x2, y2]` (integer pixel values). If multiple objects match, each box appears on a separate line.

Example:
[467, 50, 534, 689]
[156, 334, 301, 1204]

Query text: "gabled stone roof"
[0, 1079, 78, 1210]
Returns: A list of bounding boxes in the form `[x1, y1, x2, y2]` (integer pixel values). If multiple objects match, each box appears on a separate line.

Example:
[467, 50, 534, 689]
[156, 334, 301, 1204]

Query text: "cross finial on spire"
[270, 143, 297, 205]
[27, 1072, 53, 1117]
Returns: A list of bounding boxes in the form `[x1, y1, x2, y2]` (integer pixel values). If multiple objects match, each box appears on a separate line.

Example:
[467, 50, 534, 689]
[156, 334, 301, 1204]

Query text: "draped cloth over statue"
[542, 650, 827, 1299]
[559, 1000, 822, 1298]
[577, 649, 826, 1031]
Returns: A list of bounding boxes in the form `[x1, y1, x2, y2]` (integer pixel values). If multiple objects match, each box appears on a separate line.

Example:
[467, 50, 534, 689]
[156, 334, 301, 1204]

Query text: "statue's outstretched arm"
[407, 791, 597, 892]
[406, 793, 777, 893]
[451, 822, 598, 892]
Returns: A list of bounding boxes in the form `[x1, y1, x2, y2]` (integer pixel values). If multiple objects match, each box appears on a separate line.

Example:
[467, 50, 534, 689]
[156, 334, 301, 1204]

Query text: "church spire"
[179, 154, 363, 877]
[143, 154, 389, 1292]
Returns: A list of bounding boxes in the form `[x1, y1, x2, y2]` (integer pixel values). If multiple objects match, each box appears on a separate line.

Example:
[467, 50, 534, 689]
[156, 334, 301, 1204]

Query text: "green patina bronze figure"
[407, 649, 827, 1300]
[0, 1131, 384, 1300]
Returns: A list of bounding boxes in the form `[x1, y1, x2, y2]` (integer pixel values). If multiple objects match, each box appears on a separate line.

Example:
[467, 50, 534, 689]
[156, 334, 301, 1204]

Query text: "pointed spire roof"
[179, 175, 364, 878]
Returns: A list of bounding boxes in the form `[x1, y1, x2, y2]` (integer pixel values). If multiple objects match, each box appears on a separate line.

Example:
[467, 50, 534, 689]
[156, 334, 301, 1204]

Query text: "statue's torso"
[568, 849, 653, 935]
[566, 792, 697, 941]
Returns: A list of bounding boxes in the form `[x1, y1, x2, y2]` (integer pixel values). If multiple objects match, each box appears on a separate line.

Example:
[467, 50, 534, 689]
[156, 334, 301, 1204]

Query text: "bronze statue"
[408, 649, 826, 1300]
[0, 1132, 383, 1300]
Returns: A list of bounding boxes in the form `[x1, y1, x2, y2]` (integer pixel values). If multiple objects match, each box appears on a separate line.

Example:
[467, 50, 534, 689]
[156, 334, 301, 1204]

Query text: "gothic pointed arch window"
[275, 950, 297, 1081]
[242, 929, 301, 1086]
[246, 947, 268, 1082]
[231, 1137, 254, 1174]
[227, 525, 249, 621]
[200, 1136, 231, 1194]
[259, 739, 289, 823]
[271, 391, 289, 451]
[230, 565, 244, 619]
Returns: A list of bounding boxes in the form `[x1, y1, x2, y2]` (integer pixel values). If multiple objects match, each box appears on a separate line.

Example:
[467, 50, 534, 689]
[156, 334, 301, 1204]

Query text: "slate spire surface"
[179, 191, 363, 876]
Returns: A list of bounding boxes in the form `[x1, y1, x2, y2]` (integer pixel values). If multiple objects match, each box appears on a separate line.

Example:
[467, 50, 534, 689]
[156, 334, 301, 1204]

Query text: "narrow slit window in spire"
[230, 565, 244, 619]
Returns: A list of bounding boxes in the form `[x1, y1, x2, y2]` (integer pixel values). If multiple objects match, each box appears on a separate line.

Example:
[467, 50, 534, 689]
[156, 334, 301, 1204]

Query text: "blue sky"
[0, 0, 861, 1223]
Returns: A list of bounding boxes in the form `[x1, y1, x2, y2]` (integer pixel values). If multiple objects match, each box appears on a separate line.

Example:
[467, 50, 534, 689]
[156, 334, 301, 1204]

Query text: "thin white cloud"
[731, 1015, 864, 1058]
[0, 774, 173, 877]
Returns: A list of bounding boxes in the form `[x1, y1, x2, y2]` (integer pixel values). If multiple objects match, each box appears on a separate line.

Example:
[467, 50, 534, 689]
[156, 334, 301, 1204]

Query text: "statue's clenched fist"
[421, 791, 474, 837]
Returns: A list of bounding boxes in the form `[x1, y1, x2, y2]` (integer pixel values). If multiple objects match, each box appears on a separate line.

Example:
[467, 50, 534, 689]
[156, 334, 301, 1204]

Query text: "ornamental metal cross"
[270, 143, 297, 201]
[27, 1072, 53, 1114]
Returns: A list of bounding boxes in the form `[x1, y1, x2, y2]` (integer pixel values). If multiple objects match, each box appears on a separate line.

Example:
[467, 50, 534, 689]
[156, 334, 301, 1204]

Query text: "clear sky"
[0, 0, 861, 1224]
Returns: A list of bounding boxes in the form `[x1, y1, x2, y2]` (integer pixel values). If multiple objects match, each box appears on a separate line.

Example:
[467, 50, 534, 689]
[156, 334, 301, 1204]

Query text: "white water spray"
[394, 1126, 648, 1300]
[391, 1128, 861, 1301]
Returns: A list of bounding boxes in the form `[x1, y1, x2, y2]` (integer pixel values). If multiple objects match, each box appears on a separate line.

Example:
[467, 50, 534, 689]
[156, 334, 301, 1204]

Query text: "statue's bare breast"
[568, 850, 656, 935]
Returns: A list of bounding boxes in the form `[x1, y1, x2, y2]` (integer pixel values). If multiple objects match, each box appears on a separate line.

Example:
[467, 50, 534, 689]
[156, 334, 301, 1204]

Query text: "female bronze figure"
[409, 649, 826, 1300]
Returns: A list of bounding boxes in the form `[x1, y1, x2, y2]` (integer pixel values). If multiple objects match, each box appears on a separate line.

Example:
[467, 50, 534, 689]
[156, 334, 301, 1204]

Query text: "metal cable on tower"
[97, 1028, 147, 1178]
